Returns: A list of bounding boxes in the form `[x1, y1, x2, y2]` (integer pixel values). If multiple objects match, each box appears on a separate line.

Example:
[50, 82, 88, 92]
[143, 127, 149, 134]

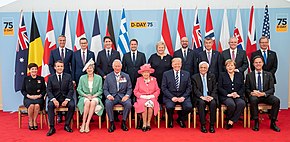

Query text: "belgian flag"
[28, 12, 44, 75]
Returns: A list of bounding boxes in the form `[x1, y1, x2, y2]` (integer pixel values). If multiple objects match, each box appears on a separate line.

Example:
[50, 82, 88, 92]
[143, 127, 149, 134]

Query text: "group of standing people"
[21, 34, 280, 136]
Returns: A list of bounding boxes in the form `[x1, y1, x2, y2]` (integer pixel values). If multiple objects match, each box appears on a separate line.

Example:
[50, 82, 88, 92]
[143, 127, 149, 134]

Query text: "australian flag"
[14, 11, 29, 92]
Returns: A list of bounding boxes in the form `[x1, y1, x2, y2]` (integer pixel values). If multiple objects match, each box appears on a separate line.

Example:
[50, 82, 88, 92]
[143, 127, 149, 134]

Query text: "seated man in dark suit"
[245, 56, 280, 132]
[103, 59, 132, 133]
[192, 61, 217, 133]
[162, 58, 192, 128]
[46, 60, 75, 136]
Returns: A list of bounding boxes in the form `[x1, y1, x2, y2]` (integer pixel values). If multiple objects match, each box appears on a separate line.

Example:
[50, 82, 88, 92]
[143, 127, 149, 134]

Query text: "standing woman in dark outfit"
[148, 41, 172, 104]
[21, 63, 46, 130]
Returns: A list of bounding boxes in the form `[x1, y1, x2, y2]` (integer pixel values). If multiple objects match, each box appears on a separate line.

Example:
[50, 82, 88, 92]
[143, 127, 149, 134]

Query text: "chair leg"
[40, 112, 43, 129]
[248, 106, 251, 128]
[165, 108, 168, 128]
[221, 107, 224, 128]
[129, 111, 132, 129]
[193, 108, 196, 128]
[18, 110, 21, 129]
[76, 110, 79, 129]
[99, 116, 101, 129]
[157, 110, 160, 128]
[188, 113, 191, 128]
[216, 108, 219, 128]
[134, 111, 137, 129]
[243, 108, 247, 128]
[106, 113, 109, 129]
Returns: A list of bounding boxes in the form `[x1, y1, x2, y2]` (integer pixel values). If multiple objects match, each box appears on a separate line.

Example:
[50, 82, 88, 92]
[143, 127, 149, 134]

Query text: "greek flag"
[117, 8, 130, 58]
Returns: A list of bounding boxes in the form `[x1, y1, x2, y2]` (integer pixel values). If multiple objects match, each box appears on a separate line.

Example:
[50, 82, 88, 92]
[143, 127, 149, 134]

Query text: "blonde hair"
[155, 41, 166, 49]
[225, 59, 236, 66]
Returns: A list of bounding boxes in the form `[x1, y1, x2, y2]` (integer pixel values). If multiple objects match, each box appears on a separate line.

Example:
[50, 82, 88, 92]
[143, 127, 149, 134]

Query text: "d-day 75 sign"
[276, 13, 288, 32]
[2, 17, 14, 36]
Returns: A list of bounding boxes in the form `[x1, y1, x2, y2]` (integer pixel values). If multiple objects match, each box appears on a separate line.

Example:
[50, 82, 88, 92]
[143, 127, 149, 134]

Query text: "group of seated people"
[20, 35, 280, 137]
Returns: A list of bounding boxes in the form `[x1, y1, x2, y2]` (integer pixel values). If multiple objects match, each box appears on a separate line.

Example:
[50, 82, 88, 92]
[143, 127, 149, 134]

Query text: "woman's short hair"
[225, 59, 236, 66]
[28, 63, 38, 70]
[155, 41, 166, 49]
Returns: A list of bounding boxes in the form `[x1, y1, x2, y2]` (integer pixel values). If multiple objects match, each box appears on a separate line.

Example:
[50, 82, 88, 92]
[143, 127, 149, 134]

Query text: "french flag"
[74, 9, 86, 51]
[61, 10, 72, 50]
[90, 10, 102, 60]
[175, 7, 186, 51]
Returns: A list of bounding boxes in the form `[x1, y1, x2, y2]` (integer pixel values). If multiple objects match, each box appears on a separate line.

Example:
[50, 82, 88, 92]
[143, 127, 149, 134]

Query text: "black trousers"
[222, 98, 245, 122]
[196, 99, 217, 125]
[48, 99, 75, 127]
[165, 98, 192, 122]
[249, 95, 280, 120]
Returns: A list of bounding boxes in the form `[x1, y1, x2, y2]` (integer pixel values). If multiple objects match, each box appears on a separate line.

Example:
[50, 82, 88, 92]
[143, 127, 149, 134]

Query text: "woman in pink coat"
[134, 64, 160, 132]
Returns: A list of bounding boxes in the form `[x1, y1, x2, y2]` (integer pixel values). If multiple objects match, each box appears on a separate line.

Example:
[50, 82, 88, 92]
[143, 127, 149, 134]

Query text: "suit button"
[232, 88, 234, 90]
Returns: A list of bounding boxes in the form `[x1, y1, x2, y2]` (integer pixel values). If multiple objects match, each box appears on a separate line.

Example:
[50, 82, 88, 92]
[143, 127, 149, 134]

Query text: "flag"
[90, 10, 103, 59]
[246, 5, 257, 72]
[175, 7, 186, 51]
[233, 8, 244, 49]
[161, 9, 174, 56]
[14, 11, 29, 92]
[191, 7, 203, 52]
[106, 9, 116, 50]
[74, 9, 86, 51]
[262, 5, 270, 49]
[117, 8, 130, 58]
[205, 7, 217, 51]
[218, 9, 230, 52]
[42, 10, 56, 82]
[61, 10, 72, 50]
[28, 12, 44, 76]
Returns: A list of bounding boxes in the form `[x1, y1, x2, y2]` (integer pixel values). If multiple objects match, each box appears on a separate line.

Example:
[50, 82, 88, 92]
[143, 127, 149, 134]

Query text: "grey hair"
[112, 59, 122, 66]
[199, 61, 209, 68]
[172, 57, 182, 63]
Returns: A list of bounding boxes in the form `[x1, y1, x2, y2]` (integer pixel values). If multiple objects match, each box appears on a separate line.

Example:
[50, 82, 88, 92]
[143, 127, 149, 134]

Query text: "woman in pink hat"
[134, 64, 160, 132]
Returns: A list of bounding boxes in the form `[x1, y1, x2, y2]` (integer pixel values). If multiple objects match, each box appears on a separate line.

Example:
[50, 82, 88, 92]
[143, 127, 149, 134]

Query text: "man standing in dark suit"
[250, 36, 278, 84]
[103, 59, 132, 133]
[173, 37, 198, 76]
[46, 60, 75, 136]
[162, 58, 192, 128]
[192, 61, 217, 133]
[221, 37, 248, 73]
[198, 37, 222, 81]
[49, 35, 73, 123]
[245, 56, 280, 132]
[96, 36, 121, 79]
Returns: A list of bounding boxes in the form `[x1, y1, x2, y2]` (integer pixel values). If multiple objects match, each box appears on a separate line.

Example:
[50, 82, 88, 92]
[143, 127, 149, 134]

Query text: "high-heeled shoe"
[28, 125, 34, 130]
[85, 126, 90, 133]
[79, 124, 85, 133]
[33, 125, 38, 130]
[141, 126, 147, 132]
[146, 126, 151, 131]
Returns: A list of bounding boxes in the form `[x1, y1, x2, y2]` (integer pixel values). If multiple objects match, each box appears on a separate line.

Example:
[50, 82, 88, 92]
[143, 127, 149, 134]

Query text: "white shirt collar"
[182, 47, 188, 53]
[230, 48, 237, 54]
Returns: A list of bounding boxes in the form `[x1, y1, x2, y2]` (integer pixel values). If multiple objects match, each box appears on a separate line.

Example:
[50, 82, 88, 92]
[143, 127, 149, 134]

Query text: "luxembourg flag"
[175, 7, 186, 51]
[233, 8, 244, 49]
[205, 7, 217, 51]
[117, 8, 130, 58]
[61, 10, 72, 50]
[246, 5, 257, 72]
[218, 9, 230, 52]
[90, 10, 103, 59]
[74, 9, 86, 51]
[161, 9, 174, 56]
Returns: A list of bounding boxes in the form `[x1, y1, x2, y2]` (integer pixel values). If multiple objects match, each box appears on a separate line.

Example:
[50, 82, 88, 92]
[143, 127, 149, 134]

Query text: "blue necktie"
[175, 71, 179, 90]
[202, 75, 207, 96]
[263, 51, 267, 64]
[258, 72, 262, 91]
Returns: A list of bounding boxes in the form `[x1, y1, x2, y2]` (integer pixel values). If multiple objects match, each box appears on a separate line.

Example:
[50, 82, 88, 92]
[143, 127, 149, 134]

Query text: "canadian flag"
[175, 7, 186, 51]
[161, 9, 174, 56]
[42, 10, 56, 82]
[74, 9, 86, 51]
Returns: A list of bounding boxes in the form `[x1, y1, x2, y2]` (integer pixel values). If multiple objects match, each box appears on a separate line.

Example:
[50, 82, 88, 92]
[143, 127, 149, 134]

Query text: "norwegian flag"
[205, 7, 217, 51]
[191, 8, 203, 53]
[161, 9, 174, 56]
[74, 9, 86, 51]
[42, 10, 56, 82]
[262, 5, 271, 49]
[14, 11, 29, 92]
[233, 8, 244, 49]
[174, 7, 186, 51]
[246, 5, 257, 72]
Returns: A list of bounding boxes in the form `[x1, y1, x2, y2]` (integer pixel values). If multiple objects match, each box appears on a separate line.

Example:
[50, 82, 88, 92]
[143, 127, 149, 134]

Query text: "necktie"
[116, 75, 120, 91]
[258, 72, 262, 91]
[107, 50, 111, 60]
[175, 71, 180, 90]
[207, 52, 211, 65]
[58, 75, 62, 87]
[202, 75, 207, 96]
[132, 52, 136, 64]
[82, 51, 86, 65]
[183, 50, 187, 60]
[61, 48, 64, 61]
[231, 50, 235, 61]
[263, 51, 267, 64]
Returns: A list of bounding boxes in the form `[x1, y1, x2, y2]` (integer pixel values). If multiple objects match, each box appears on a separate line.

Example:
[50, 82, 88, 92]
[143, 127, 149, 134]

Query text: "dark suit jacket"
[103, 71, 132, 98]
[122, 51, 146, 88]
[245, 71, 274, 98]
[47, 73, 74, 101]
[221, 48, 249, 73]
[250, 50, 277, 83]
[173, 48, 198, 75]
[71, 49, 95, 83]
[96, 49, 120, 78]
[49, 47, 73, 74]
[161, 70, 192, 103]
[191, 73, 218, 101]
[218, 72, 245, 102]
[198, 50, 222, 80]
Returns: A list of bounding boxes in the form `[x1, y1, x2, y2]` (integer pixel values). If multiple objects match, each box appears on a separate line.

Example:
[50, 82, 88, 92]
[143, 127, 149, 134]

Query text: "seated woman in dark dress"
[218, 59, 246, 129]
[21, 63, 46, 130]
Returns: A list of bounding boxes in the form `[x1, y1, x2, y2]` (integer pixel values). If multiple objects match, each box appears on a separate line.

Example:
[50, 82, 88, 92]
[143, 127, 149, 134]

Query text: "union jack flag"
[191, 8, 203, 53]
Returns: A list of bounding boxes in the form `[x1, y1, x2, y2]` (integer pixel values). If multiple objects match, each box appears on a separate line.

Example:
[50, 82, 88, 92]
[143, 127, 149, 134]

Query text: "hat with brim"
[138, 64, 155, 74]
[82, 58, 95, 72]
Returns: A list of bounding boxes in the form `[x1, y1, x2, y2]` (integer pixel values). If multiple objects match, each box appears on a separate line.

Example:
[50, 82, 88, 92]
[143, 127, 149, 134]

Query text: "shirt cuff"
[65, 98, 71, 101]
[107, 95, 112, 98]
[125, 95, 130, 97]
[50, 98, 56, 101]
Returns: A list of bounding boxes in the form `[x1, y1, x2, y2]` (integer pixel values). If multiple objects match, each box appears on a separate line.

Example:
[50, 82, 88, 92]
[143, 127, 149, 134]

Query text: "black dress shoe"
[33, 125, 38, 130]
[200, 125, 208, 133]
[108, 122, 116, 133]
[225, 123, 233, 130]
[177, 120, 186, 128]
[252, 120, 259, 131]
[168, 121, 173, 128]
[270, 123, 281, 132]
[141, 126, 147, 132]
[64, 125, 73, 132]
[146, 126, 151, 131]
[209, 125, 215, 133]
[46, 127, 56, 136]
[121, 121, 129, 131]
[28, 125, 34, 130]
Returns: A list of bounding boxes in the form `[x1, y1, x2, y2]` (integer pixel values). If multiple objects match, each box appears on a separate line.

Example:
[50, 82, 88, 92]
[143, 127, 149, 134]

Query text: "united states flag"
[262, 5, 270, 49]
[15, 11, 29, 92]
